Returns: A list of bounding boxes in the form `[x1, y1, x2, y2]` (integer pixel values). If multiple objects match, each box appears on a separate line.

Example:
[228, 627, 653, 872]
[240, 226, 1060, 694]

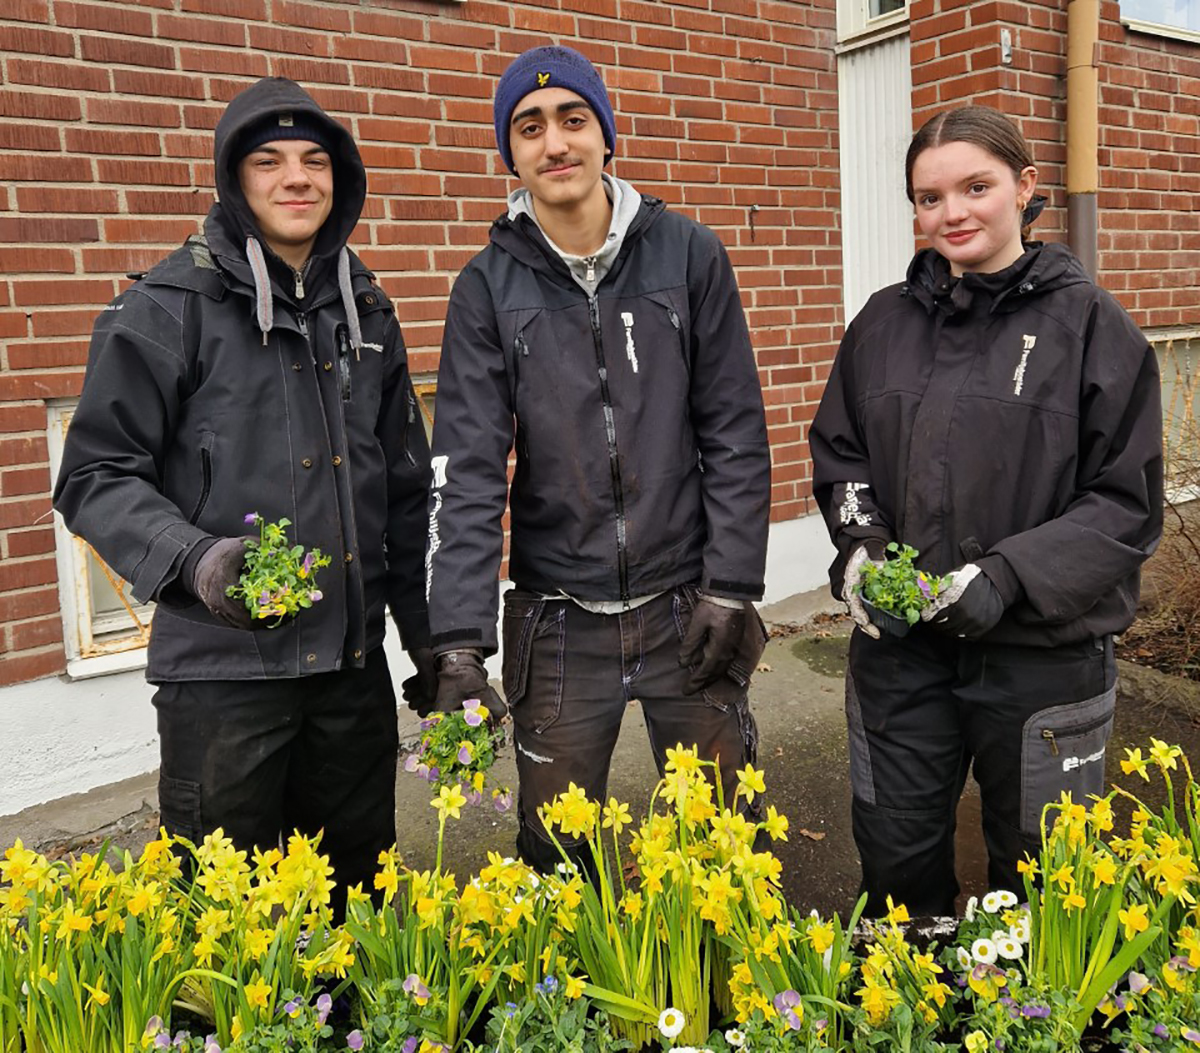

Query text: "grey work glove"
[430, 649, 507, 722]
[190, 536, 257, 630]
[401, 646, 438, 712]
[843, 542, 884, 640]
[678, 595, 746, 694]
[920, 564, 1005, 638]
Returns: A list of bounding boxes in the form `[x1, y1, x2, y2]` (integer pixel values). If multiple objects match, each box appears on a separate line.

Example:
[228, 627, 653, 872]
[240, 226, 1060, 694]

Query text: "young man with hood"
[424, 46, 772, 871]
[54, 78, 434, 905]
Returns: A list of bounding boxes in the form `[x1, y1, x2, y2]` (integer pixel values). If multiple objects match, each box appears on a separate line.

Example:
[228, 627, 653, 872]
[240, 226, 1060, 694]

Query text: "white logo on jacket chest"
[1013, 334, 1037, 396]
[621, 311, 639, 374]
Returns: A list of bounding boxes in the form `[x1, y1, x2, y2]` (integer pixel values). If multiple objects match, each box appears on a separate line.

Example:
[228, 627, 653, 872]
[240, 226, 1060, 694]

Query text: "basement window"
[46, 400, 153, 679]
[838, 0, 910, 46]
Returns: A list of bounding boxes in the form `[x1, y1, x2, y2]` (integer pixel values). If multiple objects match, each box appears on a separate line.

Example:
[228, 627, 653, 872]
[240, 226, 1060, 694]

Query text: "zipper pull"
[297, 313, 308, 338]
[515, 333, 529, 357]
[1042, 729, 1059, 757]
[585, 256, 597, 283]
[294, 269, 305, 299]
[668, 308, 680, 331]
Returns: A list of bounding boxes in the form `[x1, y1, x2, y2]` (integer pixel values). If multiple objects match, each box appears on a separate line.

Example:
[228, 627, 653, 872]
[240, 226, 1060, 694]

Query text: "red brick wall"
[0, 0, 841, 686]
[908, 0, 1200, 330]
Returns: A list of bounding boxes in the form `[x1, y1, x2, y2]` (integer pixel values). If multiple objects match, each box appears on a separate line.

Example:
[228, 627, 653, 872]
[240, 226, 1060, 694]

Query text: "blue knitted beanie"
[493, 46, 616, 174]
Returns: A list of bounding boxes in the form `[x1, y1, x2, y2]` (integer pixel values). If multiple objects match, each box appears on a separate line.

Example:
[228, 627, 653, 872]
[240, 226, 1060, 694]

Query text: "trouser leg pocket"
[1020, 683, 1116, 836]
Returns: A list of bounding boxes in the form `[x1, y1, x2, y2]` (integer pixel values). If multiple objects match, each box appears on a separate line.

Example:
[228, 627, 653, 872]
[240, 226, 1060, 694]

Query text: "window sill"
[837, 11, 910, 53]
[1121, 16, 1200, 46]
[65, 648, 148, 682]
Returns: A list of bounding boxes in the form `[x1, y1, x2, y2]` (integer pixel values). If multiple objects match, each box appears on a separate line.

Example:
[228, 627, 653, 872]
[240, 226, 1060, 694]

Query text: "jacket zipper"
[589, 295, 630, 600]
[1041, 711, 1113, 756]
[337, 325, 352, 402]
[584, 256, 598, 283]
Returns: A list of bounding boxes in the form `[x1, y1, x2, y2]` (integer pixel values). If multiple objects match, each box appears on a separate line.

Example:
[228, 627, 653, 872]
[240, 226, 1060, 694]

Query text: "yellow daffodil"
[1093, 854, 1118, 886]
[1049, 863, 1075, 892]
[885, 895, 910, 925]
[762, 805, 789, 841]
[245, 976, 272, 1009]
[433, 783, 468, 821]
[736, 764, 766, 804]
[1121, 747, 1151, 781]
[1149, 738, 1182, 771]
[1120, 903, 1150, 940]
[82, 975, 110, 1009]
[602, 797, 632, 835]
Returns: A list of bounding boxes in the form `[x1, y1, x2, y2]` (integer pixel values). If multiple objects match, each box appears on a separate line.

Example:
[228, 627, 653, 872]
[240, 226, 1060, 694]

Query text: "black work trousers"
[845, 626, 1115, 917]
[153, 647, 399, 917]
[503, 585, 766, 873]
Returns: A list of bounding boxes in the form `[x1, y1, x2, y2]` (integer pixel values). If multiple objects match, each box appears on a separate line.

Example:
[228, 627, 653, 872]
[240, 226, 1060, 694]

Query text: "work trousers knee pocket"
[671, 583, 769, 711]
[502, 590, 564, 732]
[1019, 683, 1116, 836]
[158, 775, 203, 844]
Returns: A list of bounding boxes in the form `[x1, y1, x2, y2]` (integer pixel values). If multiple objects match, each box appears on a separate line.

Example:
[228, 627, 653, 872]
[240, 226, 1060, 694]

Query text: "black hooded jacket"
[811, 242, 1163, 648]
[54, 78, 431, 681]
[426, 200, 771, 655]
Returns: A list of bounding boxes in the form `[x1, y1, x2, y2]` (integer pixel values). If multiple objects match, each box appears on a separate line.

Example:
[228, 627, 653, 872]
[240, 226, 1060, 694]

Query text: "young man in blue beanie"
[424, 45, 772, 871]
[54, 78, 436, 912]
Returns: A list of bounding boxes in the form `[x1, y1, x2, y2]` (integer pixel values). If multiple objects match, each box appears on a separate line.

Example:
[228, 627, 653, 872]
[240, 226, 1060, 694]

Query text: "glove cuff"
[974, 553, 1023, 608]
[436, 648, 484, 670]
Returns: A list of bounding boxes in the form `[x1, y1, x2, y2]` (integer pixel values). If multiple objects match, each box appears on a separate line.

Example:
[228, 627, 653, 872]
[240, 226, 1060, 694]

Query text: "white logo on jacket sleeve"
[621, 311, 639, 374]
[839, 482, 873, 526]
[1013, 334, 1037, 396]
[431, 455, 449, 489]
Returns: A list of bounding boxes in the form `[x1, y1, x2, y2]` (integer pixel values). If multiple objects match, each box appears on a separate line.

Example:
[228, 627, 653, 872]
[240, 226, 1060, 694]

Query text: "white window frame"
[838, 0, 910, 49]
[1120, 0, 1200, 45]
[1148, 328, 1200, 506]
[46, 399, 153, 680]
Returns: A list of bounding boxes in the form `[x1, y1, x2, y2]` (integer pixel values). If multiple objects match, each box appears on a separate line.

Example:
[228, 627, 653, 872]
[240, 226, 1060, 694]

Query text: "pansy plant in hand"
[227, 514, 332, 626]
[858, 543, 947, 627]
[403, 700, 511, 811]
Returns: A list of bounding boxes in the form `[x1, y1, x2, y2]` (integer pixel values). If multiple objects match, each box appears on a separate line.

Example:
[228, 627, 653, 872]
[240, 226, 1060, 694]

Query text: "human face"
[508, 87, 607, 213]
[237, 139, 333, 269]
[910, 140, 1037, 276]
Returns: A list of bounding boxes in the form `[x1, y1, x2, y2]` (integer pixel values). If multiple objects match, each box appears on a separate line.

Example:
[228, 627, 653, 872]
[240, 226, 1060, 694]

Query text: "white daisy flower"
[725, 1029, 746, 1048]
[981, 891, 1003, 913]
[658, 1007, 686, 1040]
[996, 890, 1018, 907]
[956, 946, 973, 971]
[964, 895, 978, 922]
[996, 935, 1023, 960]
[1010, 915, 1031, 944]
[971, 937, 998, 965]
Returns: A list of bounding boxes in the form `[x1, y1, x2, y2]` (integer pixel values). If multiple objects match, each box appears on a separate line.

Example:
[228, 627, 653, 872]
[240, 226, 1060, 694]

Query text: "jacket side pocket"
[186, 431, 215, 525]
[1020, 683, 1116, 835]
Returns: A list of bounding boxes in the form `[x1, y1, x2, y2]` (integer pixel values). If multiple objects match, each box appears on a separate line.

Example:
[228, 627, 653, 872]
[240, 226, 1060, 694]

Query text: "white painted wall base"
[0, 511, 836, 815]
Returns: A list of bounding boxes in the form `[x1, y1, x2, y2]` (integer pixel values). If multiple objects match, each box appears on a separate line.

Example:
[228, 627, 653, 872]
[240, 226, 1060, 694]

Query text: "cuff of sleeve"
[701, 576, 764, 602]
[431, 627, 496, 658]
[975, 553, 1024, 608]
[156, 534, 220, 608]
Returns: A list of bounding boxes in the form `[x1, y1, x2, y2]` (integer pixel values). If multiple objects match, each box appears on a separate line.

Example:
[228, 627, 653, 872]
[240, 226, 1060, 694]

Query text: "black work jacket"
[427, 198, 771, 654]
[53, 219, 431, 681]
[811, 243, 1163, 648]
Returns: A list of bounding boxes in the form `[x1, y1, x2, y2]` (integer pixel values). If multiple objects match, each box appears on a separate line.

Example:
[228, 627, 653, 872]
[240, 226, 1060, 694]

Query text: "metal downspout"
[1067, 0, 1100, 278]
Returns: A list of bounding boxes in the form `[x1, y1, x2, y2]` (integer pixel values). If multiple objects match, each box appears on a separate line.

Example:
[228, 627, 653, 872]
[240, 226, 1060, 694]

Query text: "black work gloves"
[920, 564, 1006, 639]
[678, 595, 747, 694]
[401, 646, 438, 712]
[190, 536, 257, 629]
[429, 648, 507, 722]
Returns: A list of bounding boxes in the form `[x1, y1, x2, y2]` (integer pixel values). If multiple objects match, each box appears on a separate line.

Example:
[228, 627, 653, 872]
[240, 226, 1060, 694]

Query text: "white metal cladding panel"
[837, 33, 915, 325]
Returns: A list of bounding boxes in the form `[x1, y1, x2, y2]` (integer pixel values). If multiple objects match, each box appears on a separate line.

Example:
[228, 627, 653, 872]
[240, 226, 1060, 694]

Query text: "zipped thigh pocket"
[187, 431, 215, 525]
[1020, 683, 1116, 834]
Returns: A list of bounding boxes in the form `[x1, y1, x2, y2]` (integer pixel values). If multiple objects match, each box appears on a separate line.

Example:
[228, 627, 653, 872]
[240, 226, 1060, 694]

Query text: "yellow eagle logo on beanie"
[536, 72, 551, 87]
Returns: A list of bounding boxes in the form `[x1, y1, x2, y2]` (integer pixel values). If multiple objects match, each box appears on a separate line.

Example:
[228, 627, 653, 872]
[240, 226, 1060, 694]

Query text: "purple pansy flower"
[244, 512, 259, 525]
[494, 790, 513, 813]
[316, 992, 333, 1025]
[773, 989, 803, 1030]
[1021, 1005, 1051, 1019]
[346, 1031, 364, 1051]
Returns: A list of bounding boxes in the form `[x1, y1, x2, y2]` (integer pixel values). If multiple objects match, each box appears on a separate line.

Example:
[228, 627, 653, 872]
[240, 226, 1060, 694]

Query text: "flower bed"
[2, 741, 1199, 1052]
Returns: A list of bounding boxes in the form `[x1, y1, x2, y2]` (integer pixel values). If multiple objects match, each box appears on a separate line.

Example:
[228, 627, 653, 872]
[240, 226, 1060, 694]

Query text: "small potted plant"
[226, 513, 332, 627]
[857, 543, 946, 637]
[403, 700, 512, 812]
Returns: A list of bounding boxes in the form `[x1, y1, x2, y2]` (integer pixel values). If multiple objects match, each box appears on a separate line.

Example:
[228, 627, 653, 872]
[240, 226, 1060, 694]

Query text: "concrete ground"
[5, 587, 1200, 920]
